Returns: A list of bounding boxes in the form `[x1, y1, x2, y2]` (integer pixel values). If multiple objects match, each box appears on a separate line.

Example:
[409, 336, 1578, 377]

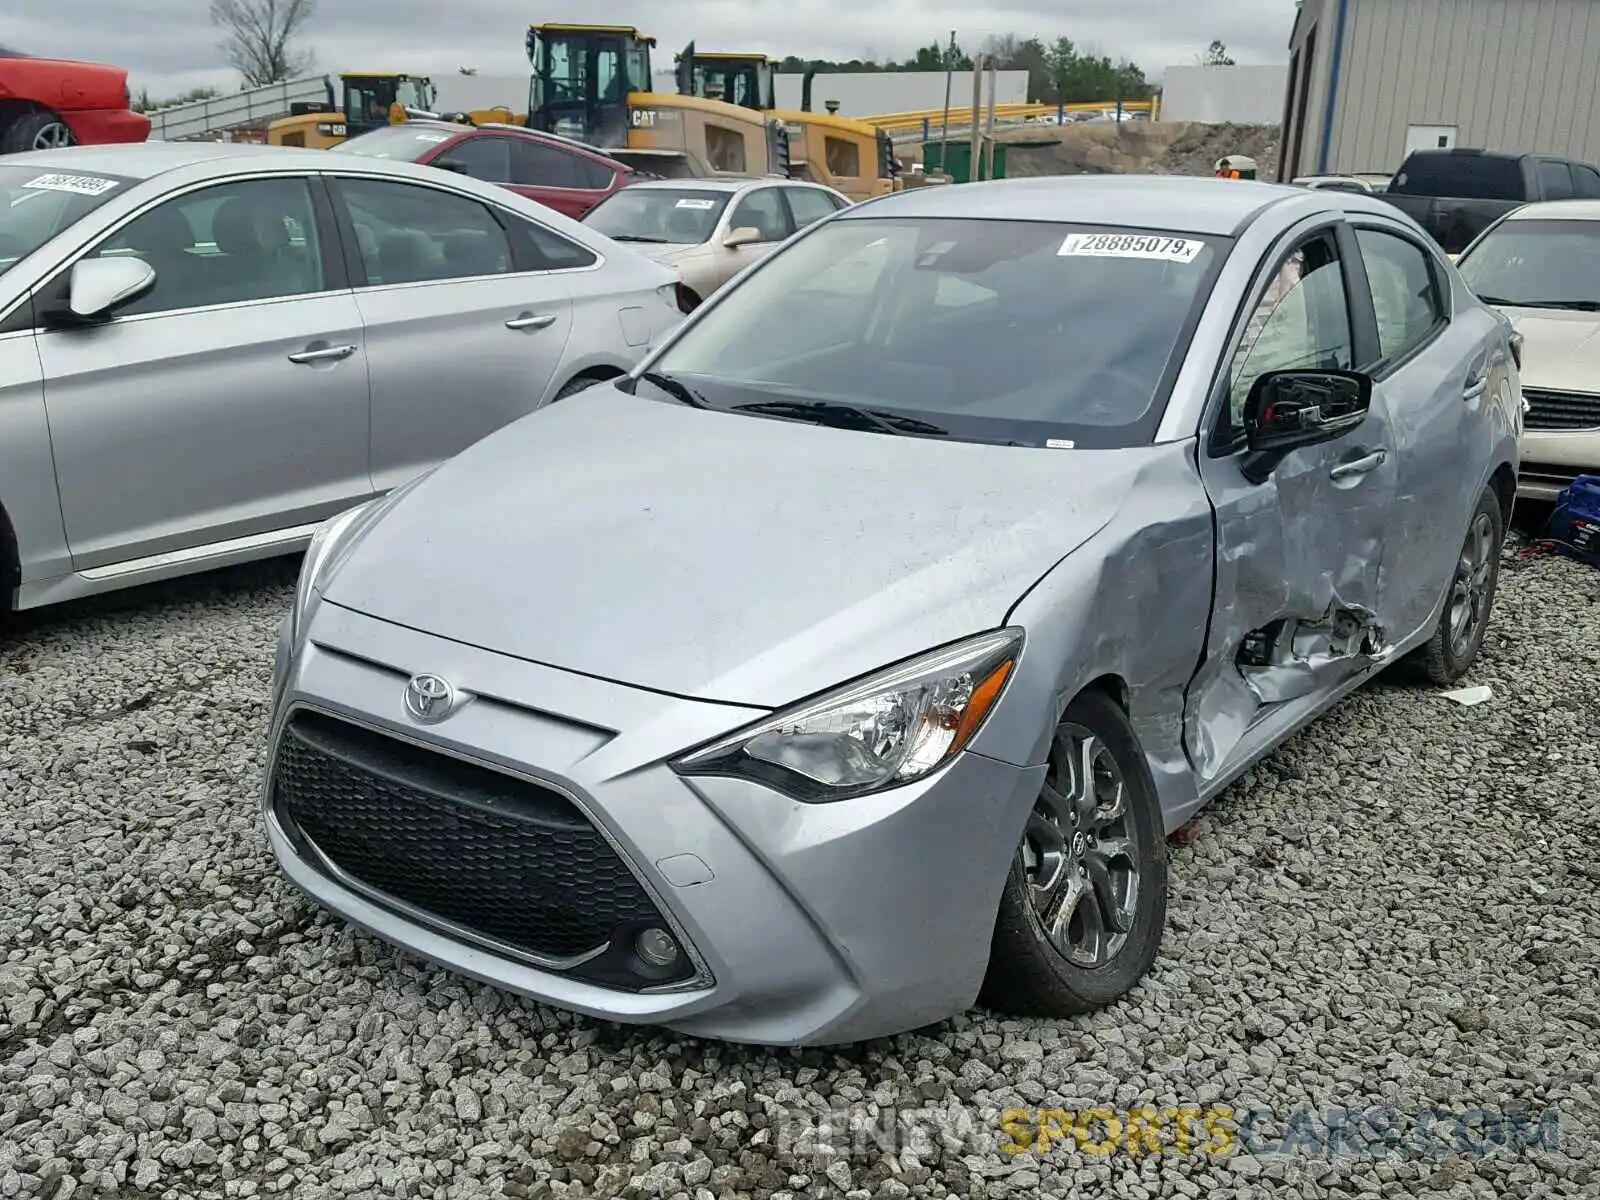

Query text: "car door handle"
[1329, 449, 1387, 480]
[1463, 375, 1488, 400]
[287, 344, 356, 365]
[505, 313, 557, 331]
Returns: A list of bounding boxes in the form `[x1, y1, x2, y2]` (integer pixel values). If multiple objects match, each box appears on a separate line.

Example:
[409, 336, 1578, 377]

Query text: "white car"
[582, 177, 852, 309]
[1455, 199, 1600, 501]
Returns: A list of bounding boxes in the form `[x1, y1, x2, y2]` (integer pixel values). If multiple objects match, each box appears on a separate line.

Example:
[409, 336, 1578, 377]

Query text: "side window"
[510, 140, 584, 189]
[574, 157, 618, 191]
[728, 188, 791, 242]
[433, 137, 513, 184]
[1354, 227, 1446, 365]
[335, 178, 514, 285]
[501, 212, 599, 272]
[785, 187, 842, 231]
[1538, 158, 1576, 200]
[1573, 165, 1600, 198]
[1223, 232, 1353, 435]
[94, 177, 325, 316]
[825, 137, 862, 179]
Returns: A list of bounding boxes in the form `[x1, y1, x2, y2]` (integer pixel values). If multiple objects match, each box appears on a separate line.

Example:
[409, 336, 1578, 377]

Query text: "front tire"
[1417, 485, 1503, 685]
[980, 689, 1168, 1016]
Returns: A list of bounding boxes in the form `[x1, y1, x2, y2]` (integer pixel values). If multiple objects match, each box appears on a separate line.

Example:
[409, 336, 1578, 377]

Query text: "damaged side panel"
[1186, 393, 1401, 785]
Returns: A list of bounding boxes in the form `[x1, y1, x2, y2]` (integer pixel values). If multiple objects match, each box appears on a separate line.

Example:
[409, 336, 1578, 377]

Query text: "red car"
[0, 45, 151, 154]
[331, 120, 644, 219]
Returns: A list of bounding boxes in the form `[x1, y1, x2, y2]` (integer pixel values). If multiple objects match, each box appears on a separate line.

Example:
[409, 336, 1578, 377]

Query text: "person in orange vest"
[1214, 154, 1258, 180]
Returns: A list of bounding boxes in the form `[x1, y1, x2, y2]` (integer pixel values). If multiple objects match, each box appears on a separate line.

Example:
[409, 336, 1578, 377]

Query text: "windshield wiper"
[609, 234, 669, 243]
[635, 370, 710, 408]
[732, 399, 949, 438]
[1479, 296, 1600, 310]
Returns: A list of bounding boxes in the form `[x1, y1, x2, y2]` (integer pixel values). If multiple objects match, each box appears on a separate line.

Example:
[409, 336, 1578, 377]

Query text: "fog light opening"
[635, 926, 679, 967]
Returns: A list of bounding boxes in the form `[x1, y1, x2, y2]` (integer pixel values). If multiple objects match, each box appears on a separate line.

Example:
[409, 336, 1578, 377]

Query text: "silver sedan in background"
[266, 176, 1519, 1046]
[581, 177, 851, 308]
[0, 143, 685, 617]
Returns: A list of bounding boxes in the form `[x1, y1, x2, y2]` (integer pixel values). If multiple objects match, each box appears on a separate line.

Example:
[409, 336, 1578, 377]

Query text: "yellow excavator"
[266, 72, 437, 148]
[524, 24, 790, 179]
[675, 45, 900, 200]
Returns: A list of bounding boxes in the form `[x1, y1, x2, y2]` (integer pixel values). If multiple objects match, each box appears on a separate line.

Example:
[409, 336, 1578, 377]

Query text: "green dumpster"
[922, 138, 1008, 183]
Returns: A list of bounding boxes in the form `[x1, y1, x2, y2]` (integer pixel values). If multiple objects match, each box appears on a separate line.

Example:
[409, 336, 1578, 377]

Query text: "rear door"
[1186, 219, 1400, 783]
[325, 172, 581, 492]
[32, 173, 373, 571]
[782, 185, 849, 234]
[1346, 216, 1509, 643]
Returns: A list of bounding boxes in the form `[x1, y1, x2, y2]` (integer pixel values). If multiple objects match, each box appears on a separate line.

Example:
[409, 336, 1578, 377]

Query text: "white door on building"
[1405, 125, 1458, 154]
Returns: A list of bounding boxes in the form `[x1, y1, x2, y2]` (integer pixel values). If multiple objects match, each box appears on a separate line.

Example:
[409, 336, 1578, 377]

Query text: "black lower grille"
[271, 711, 679, 974]
[1523, 388, 1600, 432]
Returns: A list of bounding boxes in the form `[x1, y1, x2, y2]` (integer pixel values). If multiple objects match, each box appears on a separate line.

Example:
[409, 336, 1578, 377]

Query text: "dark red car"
[0, 45, 151, 154]
[330, 120, 642, 219]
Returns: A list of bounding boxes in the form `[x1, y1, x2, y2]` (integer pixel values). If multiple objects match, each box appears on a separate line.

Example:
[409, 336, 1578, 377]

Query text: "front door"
[716, 185, 793, 289]
[327, 174, 578, 493]
[1186, 221, 1400, 784]
[34, 175, 373, 571]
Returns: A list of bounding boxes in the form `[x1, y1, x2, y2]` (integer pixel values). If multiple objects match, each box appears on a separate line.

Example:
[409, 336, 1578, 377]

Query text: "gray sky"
[3, 1, 1296, 99]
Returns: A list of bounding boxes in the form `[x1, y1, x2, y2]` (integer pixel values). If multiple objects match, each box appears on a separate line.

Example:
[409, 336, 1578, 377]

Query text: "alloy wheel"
[1447, 511, 1494, 659]
[32, 122, 77, 151]
[1022, 722, 1142, 968]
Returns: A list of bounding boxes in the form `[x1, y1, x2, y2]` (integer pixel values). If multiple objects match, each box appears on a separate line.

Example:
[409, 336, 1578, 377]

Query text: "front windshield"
[583, 188, 730, 244]
[397, 79, 433, 111]
[0, 166, 135, 277]
[642, 216, 1226, 448]
[331, 124, 463, 160]
[1456, 218, 1600, 309]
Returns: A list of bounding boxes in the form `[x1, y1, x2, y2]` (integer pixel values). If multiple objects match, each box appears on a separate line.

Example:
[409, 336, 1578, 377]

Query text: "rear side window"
[1573, 164, 1600, 198]
[335, 177, 514, 285]
[1538, 159, 1576, 200]
[1354, 228, 1445, 365]
[1390, 153, 1526, 201]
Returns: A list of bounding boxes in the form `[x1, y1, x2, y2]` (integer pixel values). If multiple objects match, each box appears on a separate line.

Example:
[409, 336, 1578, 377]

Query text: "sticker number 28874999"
[1057, 232, 1204, 264]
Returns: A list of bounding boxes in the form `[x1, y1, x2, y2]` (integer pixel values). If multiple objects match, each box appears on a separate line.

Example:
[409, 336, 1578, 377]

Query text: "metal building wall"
[1286, 0, 1600, 178]
[1159, 65, 1291, 124]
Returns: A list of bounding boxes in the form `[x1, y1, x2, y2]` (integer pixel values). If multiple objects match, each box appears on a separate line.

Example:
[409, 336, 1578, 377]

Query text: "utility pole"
[937, 30, 956, 175]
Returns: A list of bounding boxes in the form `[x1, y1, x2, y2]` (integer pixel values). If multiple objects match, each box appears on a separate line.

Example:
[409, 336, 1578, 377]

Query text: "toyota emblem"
[402, 673, 456, 723]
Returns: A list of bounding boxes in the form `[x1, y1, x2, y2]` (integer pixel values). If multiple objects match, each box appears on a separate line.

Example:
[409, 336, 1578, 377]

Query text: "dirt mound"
[986, 121, 1281, 181]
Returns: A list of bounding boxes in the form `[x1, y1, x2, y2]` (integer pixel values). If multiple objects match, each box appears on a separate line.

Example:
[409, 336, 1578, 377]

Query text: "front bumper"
[264, 601, 1043, 1046]
[1518, 428, 1600, 502]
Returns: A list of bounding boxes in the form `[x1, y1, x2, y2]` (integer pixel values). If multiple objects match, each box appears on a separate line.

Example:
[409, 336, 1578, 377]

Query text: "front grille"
[271, 711, 680, 976]
[1522, 388, 1600, 432]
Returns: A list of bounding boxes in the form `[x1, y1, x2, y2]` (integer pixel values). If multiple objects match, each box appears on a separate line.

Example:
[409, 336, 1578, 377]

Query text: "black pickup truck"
[1379, 148, 1600, 255]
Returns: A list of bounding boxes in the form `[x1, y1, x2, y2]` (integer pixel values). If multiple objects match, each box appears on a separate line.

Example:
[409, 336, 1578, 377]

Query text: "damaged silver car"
[263, 175, 1522, 1047]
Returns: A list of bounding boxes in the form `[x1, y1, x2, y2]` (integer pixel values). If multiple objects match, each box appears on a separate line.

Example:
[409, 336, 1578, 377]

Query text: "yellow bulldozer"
[266, 72, 438, 148]
[524, 23, 791, 179]
[675, 46, 900, 200]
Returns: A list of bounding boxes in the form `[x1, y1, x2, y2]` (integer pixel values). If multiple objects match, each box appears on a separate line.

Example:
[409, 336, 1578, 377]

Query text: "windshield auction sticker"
[23, 173, 122, 197]
[674, 198, 716, 209]
[1058, 233, 1203, 263]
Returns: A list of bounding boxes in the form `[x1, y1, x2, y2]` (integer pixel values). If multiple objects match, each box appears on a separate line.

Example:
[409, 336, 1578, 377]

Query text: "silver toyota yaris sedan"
[263, 175, 1522, 1046]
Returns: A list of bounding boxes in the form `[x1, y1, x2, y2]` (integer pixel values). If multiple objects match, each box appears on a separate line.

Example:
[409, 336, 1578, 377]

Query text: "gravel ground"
[2, 532, 1597, 1200]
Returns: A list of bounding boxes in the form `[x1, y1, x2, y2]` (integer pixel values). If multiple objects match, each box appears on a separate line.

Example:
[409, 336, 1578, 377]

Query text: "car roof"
[622, 177, 810, 195]
[1501, 199, 1600, 221]
[0, 141, 349, 181]
[840, 175, 1324, 237]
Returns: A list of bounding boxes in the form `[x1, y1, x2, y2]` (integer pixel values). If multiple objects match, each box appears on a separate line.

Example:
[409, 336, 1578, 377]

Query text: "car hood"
[321, 386, 1150, 708]
[1497, 306, 1600, 392]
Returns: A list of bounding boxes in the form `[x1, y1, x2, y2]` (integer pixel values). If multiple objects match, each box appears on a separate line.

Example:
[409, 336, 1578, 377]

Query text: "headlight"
[673, 629, 1023, 802]
[287, 467, 439, 646]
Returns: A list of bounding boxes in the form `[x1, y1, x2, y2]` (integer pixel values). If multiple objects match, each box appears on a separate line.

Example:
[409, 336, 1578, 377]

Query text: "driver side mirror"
[1240, 369, 1372, 482]
[722, 225, 761, 249]
[47, 257, 157, 327]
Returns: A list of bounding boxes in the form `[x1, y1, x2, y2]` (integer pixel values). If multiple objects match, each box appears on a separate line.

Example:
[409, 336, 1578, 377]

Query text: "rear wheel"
[1, 111, 77, 154]
[980, 689, 1167, 1016]
[1416, 485, 1503, 685]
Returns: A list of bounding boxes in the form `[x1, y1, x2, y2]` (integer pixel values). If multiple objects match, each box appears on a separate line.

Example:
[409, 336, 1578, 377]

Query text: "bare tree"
[1199, 39, 1236, 66]
[210, 0, 317, 86]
